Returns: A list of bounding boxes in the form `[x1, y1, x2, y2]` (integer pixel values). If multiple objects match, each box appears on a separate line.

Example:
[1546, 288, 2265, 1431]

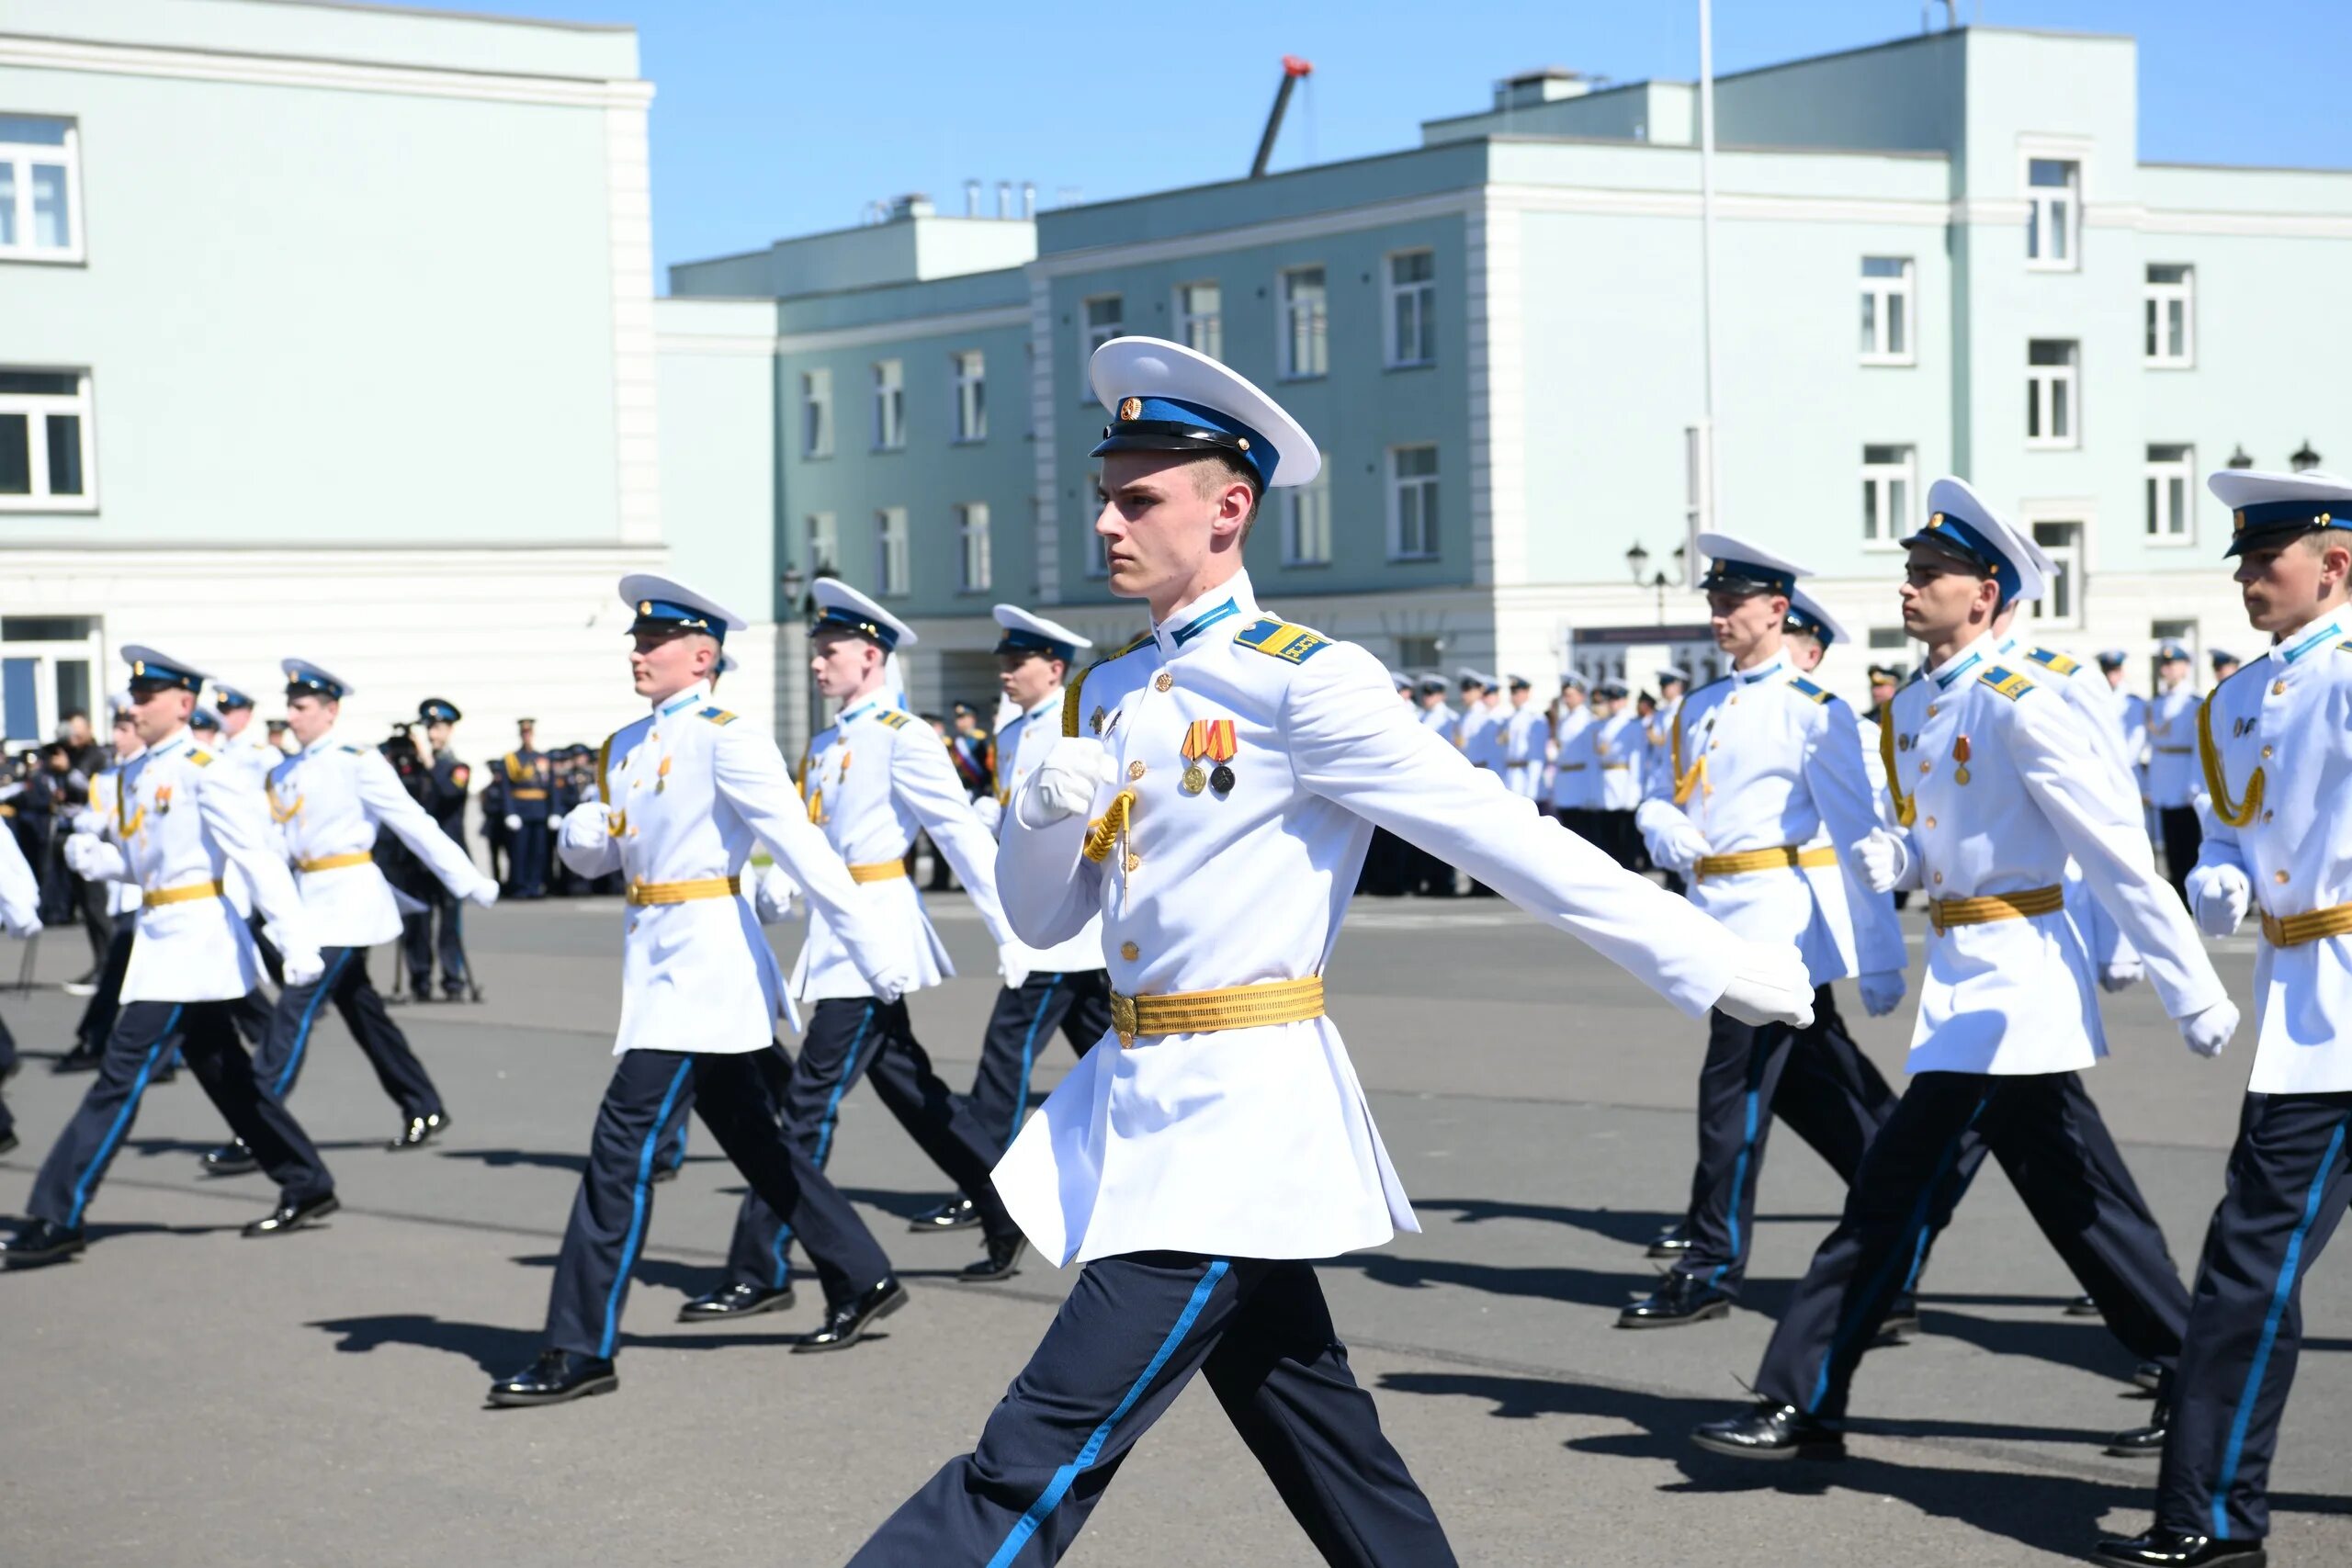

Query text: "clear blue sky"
[461, 0, 2351, 283]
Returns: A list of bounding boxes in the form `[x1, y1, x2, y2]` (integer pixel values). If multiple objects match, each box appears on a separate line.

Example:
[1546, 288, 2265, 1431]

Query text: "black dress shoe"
[202, 1140, 259, 1177]
[958, 1233, 1028, 1283]
[0, 1132, 17, 1157]
[1617, 1273, 1734, 1328]
[243, 1191, 339, 1236]
[676, 1281, 795, 1322]
[2065, 1292, 2103, 1316]
[910, 1195, 979, 1232]
[1646, 1223, 1693, 1260]
[1692, 1399, 1845, 1461]
[0, 1218, 86, 1268]
[650, 1162, 680, 1185]
[52, 1043, 102, 1074]
[2092, 1526, 2266, 1567]
[793, 1278, 906, 1352]
[488, 1348, 619, 1407]
[1879, 1293, 1921, 1339]
[2105, 1404, 2170, 1459]
[2133, 1361, 2165, 1393]
[387, 1111, 449, 1151]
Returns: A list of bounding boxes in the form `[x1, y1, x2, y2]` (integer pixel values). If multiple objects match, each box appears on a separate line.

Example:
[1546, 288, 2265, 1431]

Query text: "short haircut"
[1191, 453, 1263, 539]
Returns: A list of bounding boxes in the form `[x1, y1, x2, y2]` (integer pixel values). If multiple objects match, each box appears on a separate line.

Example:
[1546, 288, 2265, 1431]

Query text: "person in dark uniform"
[397, 699, 477, 1000]
[499, 718, 554, 898]
[0, 822, 42, 1153]
[480, 747, 509, 890]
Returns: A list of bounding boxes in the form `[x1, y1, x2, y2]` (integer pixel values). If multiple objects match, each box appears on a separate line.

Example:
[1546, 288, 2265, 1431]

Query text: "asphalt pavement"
[0, 895, 2343, 1567]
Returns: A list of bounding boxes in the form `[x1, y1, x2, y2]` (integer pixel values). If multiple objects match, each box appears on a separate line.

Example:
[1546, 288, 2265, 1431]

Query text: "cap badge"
[1118, 397, 1142, 422]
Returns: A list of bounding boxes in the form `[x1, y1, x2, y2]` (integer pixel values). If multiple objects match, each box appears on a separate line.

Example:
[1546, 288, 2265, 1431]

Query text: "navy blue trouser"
[73, 918, 136, 1052]
[1675, 986, 1905, 1294]
[2157, 1091, 2352, 1542]
[545, 1047, 893, 1359]
[1756, 1069, 2188, 1420]
[509, 817, 549, 897]
[0, 1007, 16, 1141]
[963, 970, 1110, 1159]
[722, 996, 1018, 1292]
[256, 947, 441, 1121]
[400, 886, 469, 994]
[28, 999, 334, 1228]
[851, 1252, 1456, 1567]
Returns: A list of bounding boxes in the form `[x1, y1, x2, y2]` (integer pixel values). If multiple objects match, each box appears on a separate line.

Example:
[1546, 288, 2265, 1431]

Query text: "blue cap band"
[1784, 606, 1835, 645]
[284, 667, 347, 701]
[1700, 557, 1797, 596]
[129, 660, 204, 694]
[994, 628, 1076, 661]
[1094, 394, 1279, 490]
[2226, 497, 2349, 558]
[632, 597, 727, 643]
[1904, 511, 2021, 604]
[814, 604, 899, 651]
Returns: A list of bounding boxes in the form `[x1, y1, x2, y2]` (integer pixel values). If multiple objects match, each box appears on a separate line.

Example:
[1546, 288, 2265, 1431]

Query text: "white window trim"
[805, 511, 837, 574]
[872, 360, 905, 451]
[1080, 294, 1124, 401]
[1386, 444, 1440, 562]
[0, 367, 96, 513]
[876, 506, 910, 596]
[2018, 140, 2089, 274]
[2143, 266, 2196, 369]
[1859, 257, 1917, 367]
[956, 502, 992, 592]
[951, 350, 986, 445]
[1384, 249, 1435, 370]
[2145, 445, 2198, 548]
[1278, 265, 1329, 381]
[1172, 281, 1222, 360]
[0, 118, 85, 265]
[1283, 474, 1332, 567]
[2018, 498, 2098, 631]
[2026, 341, 2080, 451]
[1860, 445, 1917, 551]
[801, 369, 833, 459]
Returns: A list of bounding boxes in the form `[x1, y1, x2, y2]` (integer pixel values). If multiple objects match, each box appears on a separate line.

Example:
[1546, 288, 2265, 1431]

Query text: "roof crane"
[1250, 55, 1314, 179]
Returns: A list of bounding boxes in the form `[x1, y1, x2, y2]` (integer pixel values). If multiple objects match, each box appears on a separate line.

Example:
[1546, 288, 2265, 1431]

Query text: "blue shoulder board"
[189, 750, 214, 767]
[1979, 665, 2035, 701]
[1234, 616, 1331, 664]
[2026, 647, 2080, 676]
[699, 706, 738, 726]
[1788, 676, 1835, 705]
[874, 709, 910, 729]
[340, 744, 366, 755]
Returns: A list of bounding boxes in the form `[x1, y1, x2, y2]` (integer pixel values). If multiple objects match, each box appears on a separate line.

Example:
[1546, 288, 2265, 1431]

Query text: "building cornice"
[775, 304, 1030, 355]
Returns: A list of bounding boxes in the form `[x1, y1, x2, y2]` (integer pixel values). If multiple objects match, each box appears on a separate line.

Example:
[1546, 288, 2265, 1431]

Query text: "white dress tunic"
[994, 572, 1743, 1266]
[267, 726, 492, 948]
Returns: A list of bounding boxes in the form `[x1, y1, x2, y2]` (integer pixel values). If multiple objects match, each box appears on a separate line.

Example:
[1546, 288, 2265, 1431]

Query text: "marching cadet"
[400, 698, 477, 1001]
[684, 576, 1033, 1317]
[498, 717, 555, 898]
[2095, 469, 2352, 1568]
[1, 647, 340, 1266]
[1622, 537, 1911, 1330]
[1414, 673, 1453, 733]
[2210, 648, 2242, 684]
[60, 704, 147, 1077]
[908, 604, 1114, 1235]
[1691, 478, 2236, 1461]
[2147, 640, 2203, 901]
[210, 682, 280, 784]
[1570, 680, 1646, 872]
[1547, 673, 1592, 830]
[1498, 675, 1548, 799]
[846, 335, 1815, 1566]
[488, 576, 912, 1406]
[1451, 670, 1498, 762]
[0, 818, 40, 1154]
[1645, 665, 1690, 786]
[1868, 662, 1904, 711]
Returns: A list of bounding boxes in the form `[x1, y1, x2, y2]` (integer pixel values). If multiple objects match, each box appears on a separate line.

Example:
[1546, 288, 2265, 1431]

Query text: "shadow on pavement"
[308, 1312, 880, 1374]
[1331, 1248, 1799, 1319]
[1415, 1197, 1843, 1247]
[434, 1146, 593, 1176]
[840, 1185, 956, 1224]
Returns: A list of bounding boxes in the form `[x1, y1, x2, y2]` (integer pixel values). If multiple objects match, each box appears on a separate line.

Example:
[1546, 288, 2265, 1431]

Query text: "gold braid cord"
[1879, 701, 1916, 828]
[2199, 693, 2264, 829]
[1082, 789, 1136, 863]
[1669, 705, 1709, 806]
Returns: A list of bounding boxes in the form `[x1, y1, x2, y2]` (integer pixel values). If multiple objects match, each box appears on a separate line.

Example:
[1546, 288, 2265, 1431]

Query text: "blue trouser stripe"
[2211, 1118, 2346, 1540]
[985, 1259, 1230, 1568]
[599, 1058, 694, 1359]
[1709, 1047, 1767, 1287]
[811, 1003, 875, 1168]
[67, 1008, 177, 1228]
[272, 948, 354, 1099]
[1808, 1090, 1987, 1414]
[1006, 976, 1062, 1150]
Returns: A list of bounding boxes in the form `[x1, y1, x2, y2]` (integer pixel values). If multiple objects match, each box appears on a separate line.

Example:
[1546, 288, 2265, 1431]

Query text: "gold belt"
[1928, 884, 2064, 933]
[1557, 763, 1588, 773]
[1600, 762, 1630, 771]
[510, 788, 550, 800]
[297, 851, 373, 874]
[2260, 902, 2352, 948]
[848, 860, 908, 884]
[143, 878, 225, 908]
[626, 875, 741, 906]
[1693, 845, 1838, 882]
[1108, 976, 1325, 1049]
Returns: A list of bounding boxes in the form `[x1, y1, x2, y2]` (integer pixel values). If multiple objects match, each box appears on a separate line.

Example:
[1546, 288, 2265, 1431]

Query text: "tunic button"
[1924, 817, 1937, 829]
[1155, 671, 1173, 692]
[2262, 810, 2274, 824]
[1127, 761, 1147, 781]
[1932, 871, 1944, 886]
[2275, 869, 2290, 885]
[1125, 852, 1141, 873]
[2261, 745, 2274, 760]
[1918, 760, 1931, 775]
[1119, 941, 1139, 961]
[2274, 680, 2289, 695]
[1927, 703, 1939, 716]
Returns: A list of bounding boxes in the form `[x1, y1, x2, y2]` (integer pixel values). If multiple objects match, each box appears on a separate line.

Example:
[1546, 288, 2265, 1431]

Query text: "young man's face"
[629, 627, 718, 702]
[1898, 543, 1997, 646]
[425, 720, 453, 750]
[2233, 533, 2350, 636]
[998, 650, 1064, 711]
[1708, 587, 1785, 659]
[127, 685, 195, 747]
[2156, 657, 2189, 688]
[1093, 451, 1252, 606]
[1560, 686, 1585, 712]
[1870, 677, 1897, 706]
[808, 627, 884, 702]
[111, 716, 140, 759]
[286, 693, 338, 748]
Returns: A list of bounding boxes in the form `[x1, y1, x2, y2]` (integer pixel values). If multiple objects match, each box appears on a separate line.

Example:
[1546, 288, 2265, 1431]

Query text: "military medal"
[1180, 717, 1238, 796]
[1952, 733, 1972, 785]
[656, 755, 672, 794]
[1091, 705, 1105, 736]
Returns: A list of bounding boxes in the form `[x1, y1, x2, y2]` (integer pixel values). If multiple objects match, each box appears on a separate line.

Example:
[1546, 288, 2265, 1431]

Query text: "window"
[876, 508, 910, 595]
[1174, 283, 1222, 360]
[1386, 251, 1435, 367]
[801, 368, 833, 458]
[1860, 444, 1916, 545]
[1080, 296, 1123, 398]
[1085, 523, 1110, 579]
[1859, 257, 1914, 364]
[956, 502, 991, 592]
[1280, 266, 1329, 378]
[2030, 521, 2083, 626]
[2146, 444, 2195, 543]
[871, 361, 905, 449]
[1388, 445, 1440, 560]
[0, 369, 94, 510]
[1396, 635, 1441, 671]
[2145, 265, 2194, 367]
[1283, 471, 1331, 566]
[951, 351, 986, 443]
[2026, 339, 2078, 448]
[0, 115, 81, 262]
[805, 512, 837, 574]
[2026, 158, 2080, 269]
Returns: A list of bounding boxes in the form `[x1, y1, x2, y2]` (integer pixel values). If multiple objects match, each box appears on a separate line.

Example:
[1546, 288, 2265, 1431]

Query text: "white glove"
[1857, 969, 1906, 1018]
[2179, 998, 2241, 1059]
[998, 942, 1031, 990]
[1642, 820, 1712, 876]
[752, 863, 799, 925]
[2098, 956, 2143, 994]
[465, 876, 501, 908]
[865, 960, 914, 1007]
[2187, 863, 2252, 940]
[1853, 829, 1912, 895]
[972, 794, 1005, 834]
[1714, 941, 1816, 1029]
[1016, 738, 1117, 829]
[62, 831, 100, 876]
[2, 909, 40, 941]
[504, 813, 523, 831]
[281, 947, 327, 988]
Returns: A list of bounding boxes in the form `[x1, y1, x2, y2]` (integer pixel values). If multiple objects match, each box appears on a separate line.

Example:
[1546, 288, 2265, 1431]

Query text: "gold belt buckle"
[1109, 991, 1137, 1049]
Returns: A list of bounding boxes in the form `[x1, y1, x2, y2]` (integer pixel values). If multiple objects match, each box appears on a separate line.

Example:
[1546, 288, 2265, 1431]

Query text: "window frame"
[1386, 443, 1441, 562]
[871, 359, 905, 451]
[950, 350, 986, 445]
[0, 367, 96, 512]
[2143, 264, 2195, 368]
[1384, 249, 1436, 369]
[875, 506, 910, 596]
[1080, 295, 1124, 401]
[800, 367, 834, 459]
[2025, 339, 2080, 450]
[2027, 518, 2086, 629]
[804, 511, 838, 575]
[1283, 469, 1332, 567]
[1173, 281, 1223, 361]
[1278, 265, 1329, 380]
[956, 502, 992, 592]
[2023, 155, 2082, 272]
[0, 115, 85, 265]
[2145, 443, 2197, 547]
[1858, 256, 1916, 367]
[1859, 443, 1917, 550]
